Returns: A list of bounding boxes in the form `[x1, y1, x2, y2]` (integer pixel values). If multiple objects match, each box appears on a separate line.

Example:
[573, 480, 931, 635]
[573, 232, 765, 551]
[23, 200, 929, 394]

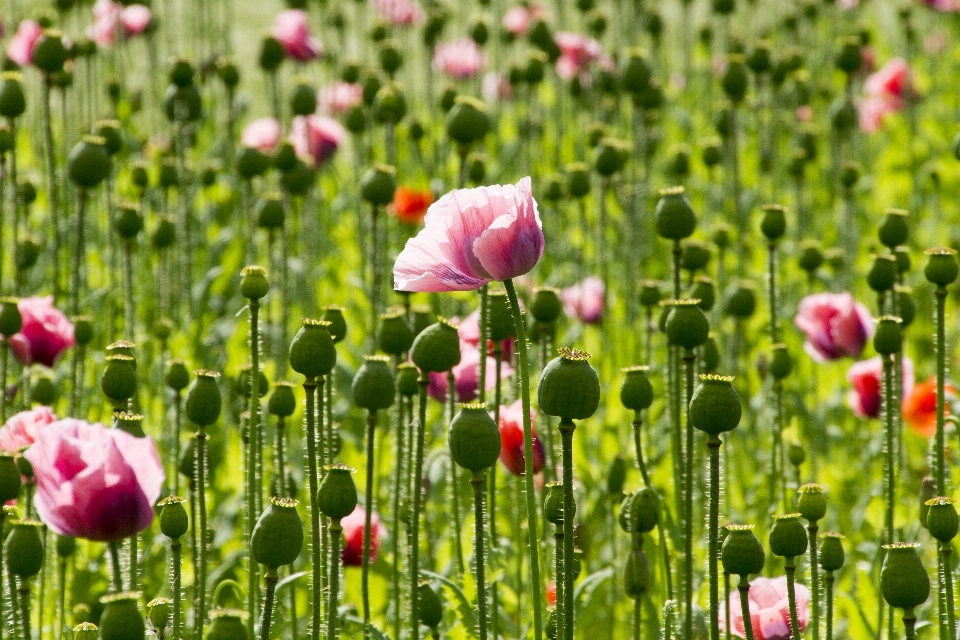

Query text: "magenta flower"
[498, 399, 544, 476]
[371, 0, 424, 26]
[7, 296, 75, 368]
[428, 341, 513, 403]
[719, 576, 810, 639]
[433, 38, 486, 79]
[318, 81, 364, 116]
[273, 10, 322, 62]
[24, 419, 164, 542]
[394, 177, 544, 292]
[858, 58, 913, 133]
[794, 292, 873, 362]
[241, 117, 282, 153]
[554, 31, 602, 81]
[847, 356, 915, 419]
[341, 506, 386, 566]
[7, 19, 42, 66]
[561, 276, 605, 325]
[0, 407, 58, 453]
[289, 115, 345, 167]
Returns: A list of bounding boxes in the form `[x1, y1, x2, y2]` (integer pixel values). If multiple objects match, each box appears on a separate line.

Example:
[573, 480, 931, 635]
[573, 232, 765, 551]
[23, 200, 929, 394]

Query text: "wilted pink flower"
[503, 5, 543, 36]
[318, 81, 363, 116]
[554, 32, 602, 80]
[433, 38, 486, 79]
[7, 297, 75, 368]
[794, 292, 873, 362]
[482, 72, 514, 102]
[274, 10, 322, 62]
[341, 506, 386, 566]
[499, 399, 544, 476]
[847, 356, 915, 419]
[428, 341, 513, 403]
[289, 115, 345, 167]
[0, 407, 58, 453]
[919, 0, 960, 10]
[25, 419, 164, 542]
[720, 576, 810, 640]
[394, 177, 544, 292]
[561, 276, 605, 325]
[371, 0, 424, 26]
[7, 19, 42, 66]
[241, 118, 281, 153]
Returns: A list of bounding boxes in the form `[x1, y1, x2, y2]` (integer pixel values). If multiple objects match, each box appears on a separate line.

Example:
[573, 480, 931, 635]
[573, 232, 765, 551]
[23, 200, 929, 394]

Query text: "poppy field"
[1, 0, 960, 639]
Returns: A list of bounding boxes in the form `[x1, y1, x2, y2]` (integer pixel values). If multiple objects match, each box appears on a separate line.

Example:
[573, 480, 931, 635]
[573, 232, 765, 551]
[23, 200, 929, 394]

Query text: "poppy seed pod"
[162, 84, 202, 122]
[747, 40, 771, 75]
[268, 382, 297, 418]
[114, 412, 146, 438]
[531, 287, 562, 324]
[769, 513, 808, 558]
[639, 281, 661, 308]
[565, 163, 591, 198]
[379, 41, 404, 76]
[235, 146, 270, 180]
[273, 143, 297, 173]
[445, 96, 490, 146]
[73, 623, 98, 640]
[101, 355, 137, 404]
[360, 164, 397, 206]
[544, 482, 566, 526]
[33, 30, 68, 73]
[56, 535, 76, 560]
[166, 360, 190, 392]
[259, 33, 285, 71]
[289, 319, 337, 379]
[702, 138, 723, 168]
[925, 497, 959, 543]
[252, 498, 304, 569]
[240, 265, 269, 301]
[664, 299, 710, 351]
[378, 310, 413, 356]
[701, 336, 720, 374]
[924, 247, 959, 287]
[681, 241, 711, 273]
[721, 524, 765, 577]
[281, 159, 315, 195]
[107, 340, 137, 368]
[206, 609, 248, 640]
[542, 175, 563, 202]
[798, 240, 824, 274]
[880, 543, 929, 611]
[158, 496, 189, 540]
[760, 204, 787, 241]
[839, 160, 860, 190]
[0, 455, 21, 503]
[528, 19, 561, 61]
[317, 464, 358, 521]
[396, 363, 419, 397]
[655, 187, 697, 240]
[152, 215, 176, 249]
[0, 297, 22, 337]
[99, 593, 145, 640]
[411, 318, 461, 373]
[185, 370, 222, 427]
[449, 402, 501, 472]
[256, 194, 285, 230]
[690, 374, 741, 437]
[624, 549, 650, 599]
[721, 54, 749, 103]
[620, 366, 653, 412]
[0, 72, 26, 119]
[113, 203, 143, 239]
[321, 305, 347, 343]
[594, 138, 630, 176]
[878, 209, 909, 249]
[797, 483, 827, 522]
[894, 245, 911, 275]
[690, 277, 715, 312]
[621, 49, 651, 94]
[68, 135, 111, 189]
[147, 598, 172, 632]
[769, 344, 792, 380]
[835, 36, 863, 75]
[867, 254, 897, 293]
[711, 223, 731, 250]
[873, 316, 902, 356]
[216, 57, 240, 89]
[629, 487, 659, 534]
[5, 520, 42, 578]
[538, 348, 601, 422]
[418, 583, 444, 629]
[289, 81, 317, 117]
[374, 82, 407, 125]
[724, 281, 757, 319]
[94, 120, 123, 156]
[895, 286, 916, 328]
[32, 375, 56, 405]
[352, 356, 396, 411]
[819, 532, 845, 572]
[606, 457, 627, 496]
[235, 366, 268, 400]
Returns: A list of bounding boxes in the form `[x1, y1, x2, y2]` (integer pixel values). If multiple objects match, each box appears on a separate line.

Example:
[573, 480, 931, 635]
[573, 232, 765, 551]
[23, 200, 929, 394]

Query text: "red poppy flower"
[904, 377, 956, 438]
[390, 186, 433, 226]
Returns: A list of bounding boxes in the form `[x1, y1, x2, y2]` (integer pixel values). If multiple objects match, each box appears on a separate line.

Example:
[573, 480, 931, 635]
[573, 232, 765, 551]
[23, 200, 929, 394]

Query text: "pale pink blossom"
[503, 5, 544, 36]
[88, 1, 152, 46]
[341, 506, 386, 566]
[482, 72, 513, 102]
[428, 341, 513, 403]
[241, 118, 282, 153]
[919, 0, 960, 11]
[433, 38, 486, 79]
[838, 0, 859, 7]
[794, 292, 873, 362]
[719, 576, 811, 640]
[7, 19, 42, 66]
[371, 0, 424, 26]
[289, 115, 346, 167]
[318, 81, 363, 116]
[0, 407, 58, 453]
[457, 308, 515, 359]
[796, 105, 814, 123]
[274, 10, 322, 62]
[120, 5, 152, 35]
[847, 356, 915, 419]
[554, 32, 602, 80]
[561, 276, 605, 325]
[7, 297, 75, 368]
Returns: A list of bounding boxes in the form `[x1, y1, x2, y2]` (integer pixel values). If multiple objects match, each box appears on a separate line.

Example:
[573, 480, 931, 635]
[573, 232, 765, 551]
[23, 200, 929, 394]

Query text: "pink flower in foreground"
[433, 38, 486, 79]
[847, 356, 915, 419]
[428, 341, 513, 403]
[341, 506, 386, 566]
[554, 31, 602, 80]
[25, 419, 164, 542]
[719, 576, 811, 640]
[273, 10, 322, 62]
[499, 399, 544, 476]
[561, 276, 605, 325]
[289, 115, 345, 167]
[794, 292, 873, 362]
[7, 19, 42, 66]
[7, 297, 75, 368]
[241, 118, 281, 153]
[318, 81, 363, 116]
[0, 407, 58, 453]
[371, 0, 424, 26]
[394, 177, 544, 292]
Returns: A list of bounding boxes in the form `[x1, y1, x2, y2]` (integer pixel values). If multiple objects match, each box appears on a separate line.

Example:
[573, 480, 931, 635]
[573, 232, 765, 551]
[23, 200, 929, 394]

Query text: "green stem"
[17, 579, 28, 640]
[123, 238, 135, 341]
[598, 178, 608, 319]
[633, 598, 640, 640]
[259, 568, 278, 640]
[708, 436, 721, 640]
[478, 285, 488, 403]
[249, 301, 262, 636]
[826, 573, 834, 640]
[904, 609, 917, 640]
[173, 392, 182, 499]
[725, 572, 730, 640]
[472, 472, 489, 640]
[785, 559, 802, 640]
[410, 375, 429, 640]
[0, 340, 7, 425]
[737, 577, 756, 640]
[304, 379, 321, 640]
[370, 204, 381, 344]
[631, 416, 650, 487]
[936, 287, 947, 496]
[559, 420, 576, 640]
[42, 79, 60, 303]
[555, 527, 565, 637]
[6, 565, 18, 640]
[195, 427, 208, 640]
[503, 278, 544, 640]
[943, 544, 956, 640]
[108, 542, 123, 593]
[362, 412, 377, 640]
[447, 371, 464, 576]
[808, 525, 820, 640]
[684, 351, 695, 640]
[57, 559, 65, 640]
[328, 523, 343, 640]
[884, 355, 895, 547]
[391, 371, 405, 640]
[172, 541, 182, 640]
[130, 533, 138, 591]
[70, 189, 88, 317]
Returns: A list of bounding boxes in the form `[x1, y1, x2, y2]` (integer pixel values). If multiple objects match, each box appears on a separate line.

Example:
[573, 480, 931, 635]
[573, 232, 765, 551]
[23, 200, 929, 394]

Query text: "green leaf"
[276, 571, 307, 593]
[573, 566, 614, 606]
[344, 615, 390, 640]
[422, 569, 479, 637]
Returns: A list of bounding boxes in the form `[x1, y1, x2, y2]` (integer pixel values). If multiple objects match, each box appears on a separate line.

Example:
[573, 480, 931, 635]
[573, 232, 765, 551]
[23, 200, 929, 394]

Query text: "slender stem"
[807, 525, 820, 640]
[737, 577, 756, 640]
[362, 412, 377, 640]
[725, 572, 730, 640]
[17, 578, 28, 640]
[555, 527, 565, 637]
[884, 355, 895, 550]
[370, 204, 381, 343]
[478, 285, 488, 403]
[559, 420, 576, 640]
[472, 472, 489, 640]
[328, 523, 343, 640]
[904, 610, 917, 640]
[6, 566, 18, 640]
[826, 573, 834, 640]
[708, 436, 721, 640]
[785, 559, 802, 640]
[447, 372, 464, 576]
[172, 541, 182, 640]
[410, 375, 429, 640]
[248, 301, 262, 637]
[195, 427, 208, 640]
[304, 379, 321, 640]
[598, 178, 608, 319]
[70, 189, 88, 317]
[57, 559, 65, 640]
[0, 341, 7, 424]
[130, 534, 138, 591]
[943, 544, 956, 640]
[391, 368, 405, 640]
[936, 287, 947, 496]
[684, 351, 695, 640]
[259, 568, 278, 640]
[42, 80, 60, 303]
[503, 278, 544, 640]
[632, 416, 650, 488]
[123, 240, 135, 342]
[108, 542, 123, 592]
[633, 598, 640, 640]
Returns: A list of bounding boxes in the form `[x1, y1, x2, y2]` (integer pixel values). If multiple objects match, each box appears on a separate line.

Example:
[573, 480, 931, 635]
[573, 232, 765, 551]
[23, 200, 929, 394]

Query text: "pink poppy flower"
[88, 1, 150, 46]
[7, 19, 42, 66]
[561, 276, 605, 325]
[865, 58, 911, 103]
[847, 356, 915, 419]
[289, 115, 345, 167]
[394, 177, 544, 292]
[0, 407, 58, 453]
[794, 292, 873, 362]
[498, 399, 544, 476]
[318, 81, 363, 116]
[120, 5, 152, 36]
[482, 72, 514, 102]
[456, 308, 514, 360]
[554, 32, 602, 81]
[838, 0, 859, 7]
[428, 341, 513, 403]
[340, 505, 386, 566]
[919, 0, 959, 10]
[433, 38, 486, 79]
[24, 418, 164, 542]
[371, 0, 424, 26]
[719, 576, 810, 640]
[241, 117, 282, 153]
[273, 10, 322, 62]
[7, 297, 75, 368]
[796, 105, 813, 123]
[503, 5, 539, 36]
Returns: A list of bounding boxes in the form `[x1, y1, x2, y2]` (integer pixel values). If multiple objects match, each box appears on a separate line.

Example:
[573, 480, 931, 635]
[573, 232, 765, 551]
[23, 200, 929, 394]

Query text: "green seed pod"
[281, 158, 316, 196]
[16, 457, 31, 479]
[216, 57, 240, 89]
[629, 487, 659, 534]
[880, 543, 930, 611]
[867, 254, 897, 293]
[528, 19, 561, 61]
[94, 119, 123, 156]
[178, 441, 196, 481]
[373, 82, 407, 124]
[484, 290, 514, 343]
[721, 524, 765, 577]
[606, 456, 627, 496]
[317, 464, 358, 521]
[835, 36, 862, 74]
[690, 374, 741, 437]
[158, 496, 189, 540]
[185, 370, 222, 427]
[925, 247, 959, 287]
[639, 281, 661, 308]
[878, 209, 909, 249]
[321, 306, 347, 343]
[0, 72, 26, 119]
[819, 532, 845, 572]
[396, 363, 419, 397]
[0, 455, 21, 503]
[418, 583, 443, 629]
[769, 344, 792, 381]
[239, 265, 270, 301]
[445, 96, 490, 146]
[620, 366, 653, 412]
[99, 593, 145, 640]
[796, 483, 827, 523]
[73, 622, 98, 640]
[235, 146, 270, 180]
[18, 180, 35, 206]
[565, 162, 591, 198]
[152, 215, 176, 250]
[621, 49, 651, 94]
[839, 160, 860, 190]
[289, 319, 337, 379]
[56, 535, 76, 558]
[769, 513, 808, 559]
[163, 84, 203, 123]
[624, 548, 650, 600]
[543, 482, 565, 526]
[411, 318, 461, 373]
[538, 348, 601, 421]
[273, 143, 297, 173]
[746, 40, 771, 75]
[379, 40, 404, 76]
[788, 441, 806, 468]
[147, 598, 172, 632]
[797, 240, 823, 274]
[269, 382, 297, 418]
[594, 138, 630, 176]
[259, 33, 284, 71]
[721, 54, 749, 103]
[689, 277, 715, 312]
[655, 187, 697, 240]
[33, 30, 68, 72]
[252, 497, 304, 569]
[101, 355, 137, 404]
[895, 286, 916, 328]
[106, 340, 137, 369]
[721, 281, 755, 319]
[353, 356, 396, 411]
[0, 297, 22, 337]
[701, 336, 720, 374]
[664, 299, 710, 351]
[542, 174, 563, 202]
[68, 135, 111, 189]
[256, 195, 285, 230]
[6, 520, 43, 577]
[760, 204, 787, 241]
[289, 81, 316, 116]
[166, 360, 190, 392]
[168, 57, 195, 87]
[873, 316, 902, 356]
[894, 245, 911, 275]
[206, 609, 249, 640]
[681, 241, 711, 273]
[114, 412, 146, 438]
[926, 497, 959, 543]
[410, 305, 432, 337]
[362, 72, 383, 107]
[359, 164, 397, 206]
[113, 203, 143, 240]
[531, 287, 562, 324]
[449, 402, 501, 472]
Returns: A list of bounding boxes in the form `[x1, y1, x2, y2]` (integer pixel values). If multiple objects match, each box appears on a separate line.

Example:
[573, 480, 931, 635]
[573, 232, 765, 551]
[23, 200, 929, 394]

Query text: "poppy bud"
[565, 163, 591, 198]
[629, 487, 659, 534]
[724, 281, 757, 319]
[449, 403, 501, 472]
[114, 203, 143, 239]
[411, 318, 461, 373]
[360, 164, 397, 206]
[56, 535, 76, 558]
[594, 138, 630, 176]
[639, 281, 661, 308]
[235, 146, 270, 180]
[681, 241, 711, 273]
[721, 524, 765, 577]
[216, 57, 240, 89]
[147, 598, 172, 632]
[0, 297, 22, 337]
[924, 247, 958, 287]
[252, 497, 304, 569]
[531, 287, 562, 324]
[185, 370, 222, 427]
[0, 72, 26, 119]
[797, 483, 827, 523]
[620, 366, 653, 412]
[101, 355, 137, 404]
[605, 456, 626, 496]
[256, 194, 285, 230]
[321, 305, 347, 343]
[621, 49, 651, 94]
[760, 204, 787, 241]
[769, 513, 808, 559]
[689, 277, 715, 312]
[819, 532, 845, 572]
[99, 593, 145, 640]
[289, 81, 316, 117]
[159, 496, 189, 540]
[543, 482, 565, 526]
[6, 521, 43, 578]
[446, 96, 490, 147]
[926, 497, 959, 543]
[374, 82, 407, 124]
[152, 214, 177, 250]
[206, 609, 248, 640]
[166, 359, 190, 392]
[690, 375, 741, 437]
[624, 548, 650, 599]
[665, 300, 709, 351]
[798, 240, 823, 274]
[655, 187, 697, 241]
[873, 316, 902, 356]
[396, 363, 419, 396]
[317, 464, 358, 521]
[353, 356, 396, 412]
[68, 135, 111, 189]
[289, 319, 337, 379]
[418, 583, 443, 629]
[467, 152, 486, 184]
[880, 543, 929, 611]
[0, 455, 21, 503]
[769, 344, 792, 381]
[721, 55, 749, 103]
[867, 254, 897, 293]
[240, 265, 270, 301]
[538, 348, 601, 422]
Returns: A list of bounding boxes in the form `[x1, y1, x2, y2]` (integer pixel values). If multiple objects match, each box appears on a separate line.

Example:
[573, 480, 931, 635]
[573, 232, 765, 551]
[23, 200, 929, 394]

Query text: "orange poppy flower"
[903, 376, 956, 438]
[390, 186, 433, 225]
